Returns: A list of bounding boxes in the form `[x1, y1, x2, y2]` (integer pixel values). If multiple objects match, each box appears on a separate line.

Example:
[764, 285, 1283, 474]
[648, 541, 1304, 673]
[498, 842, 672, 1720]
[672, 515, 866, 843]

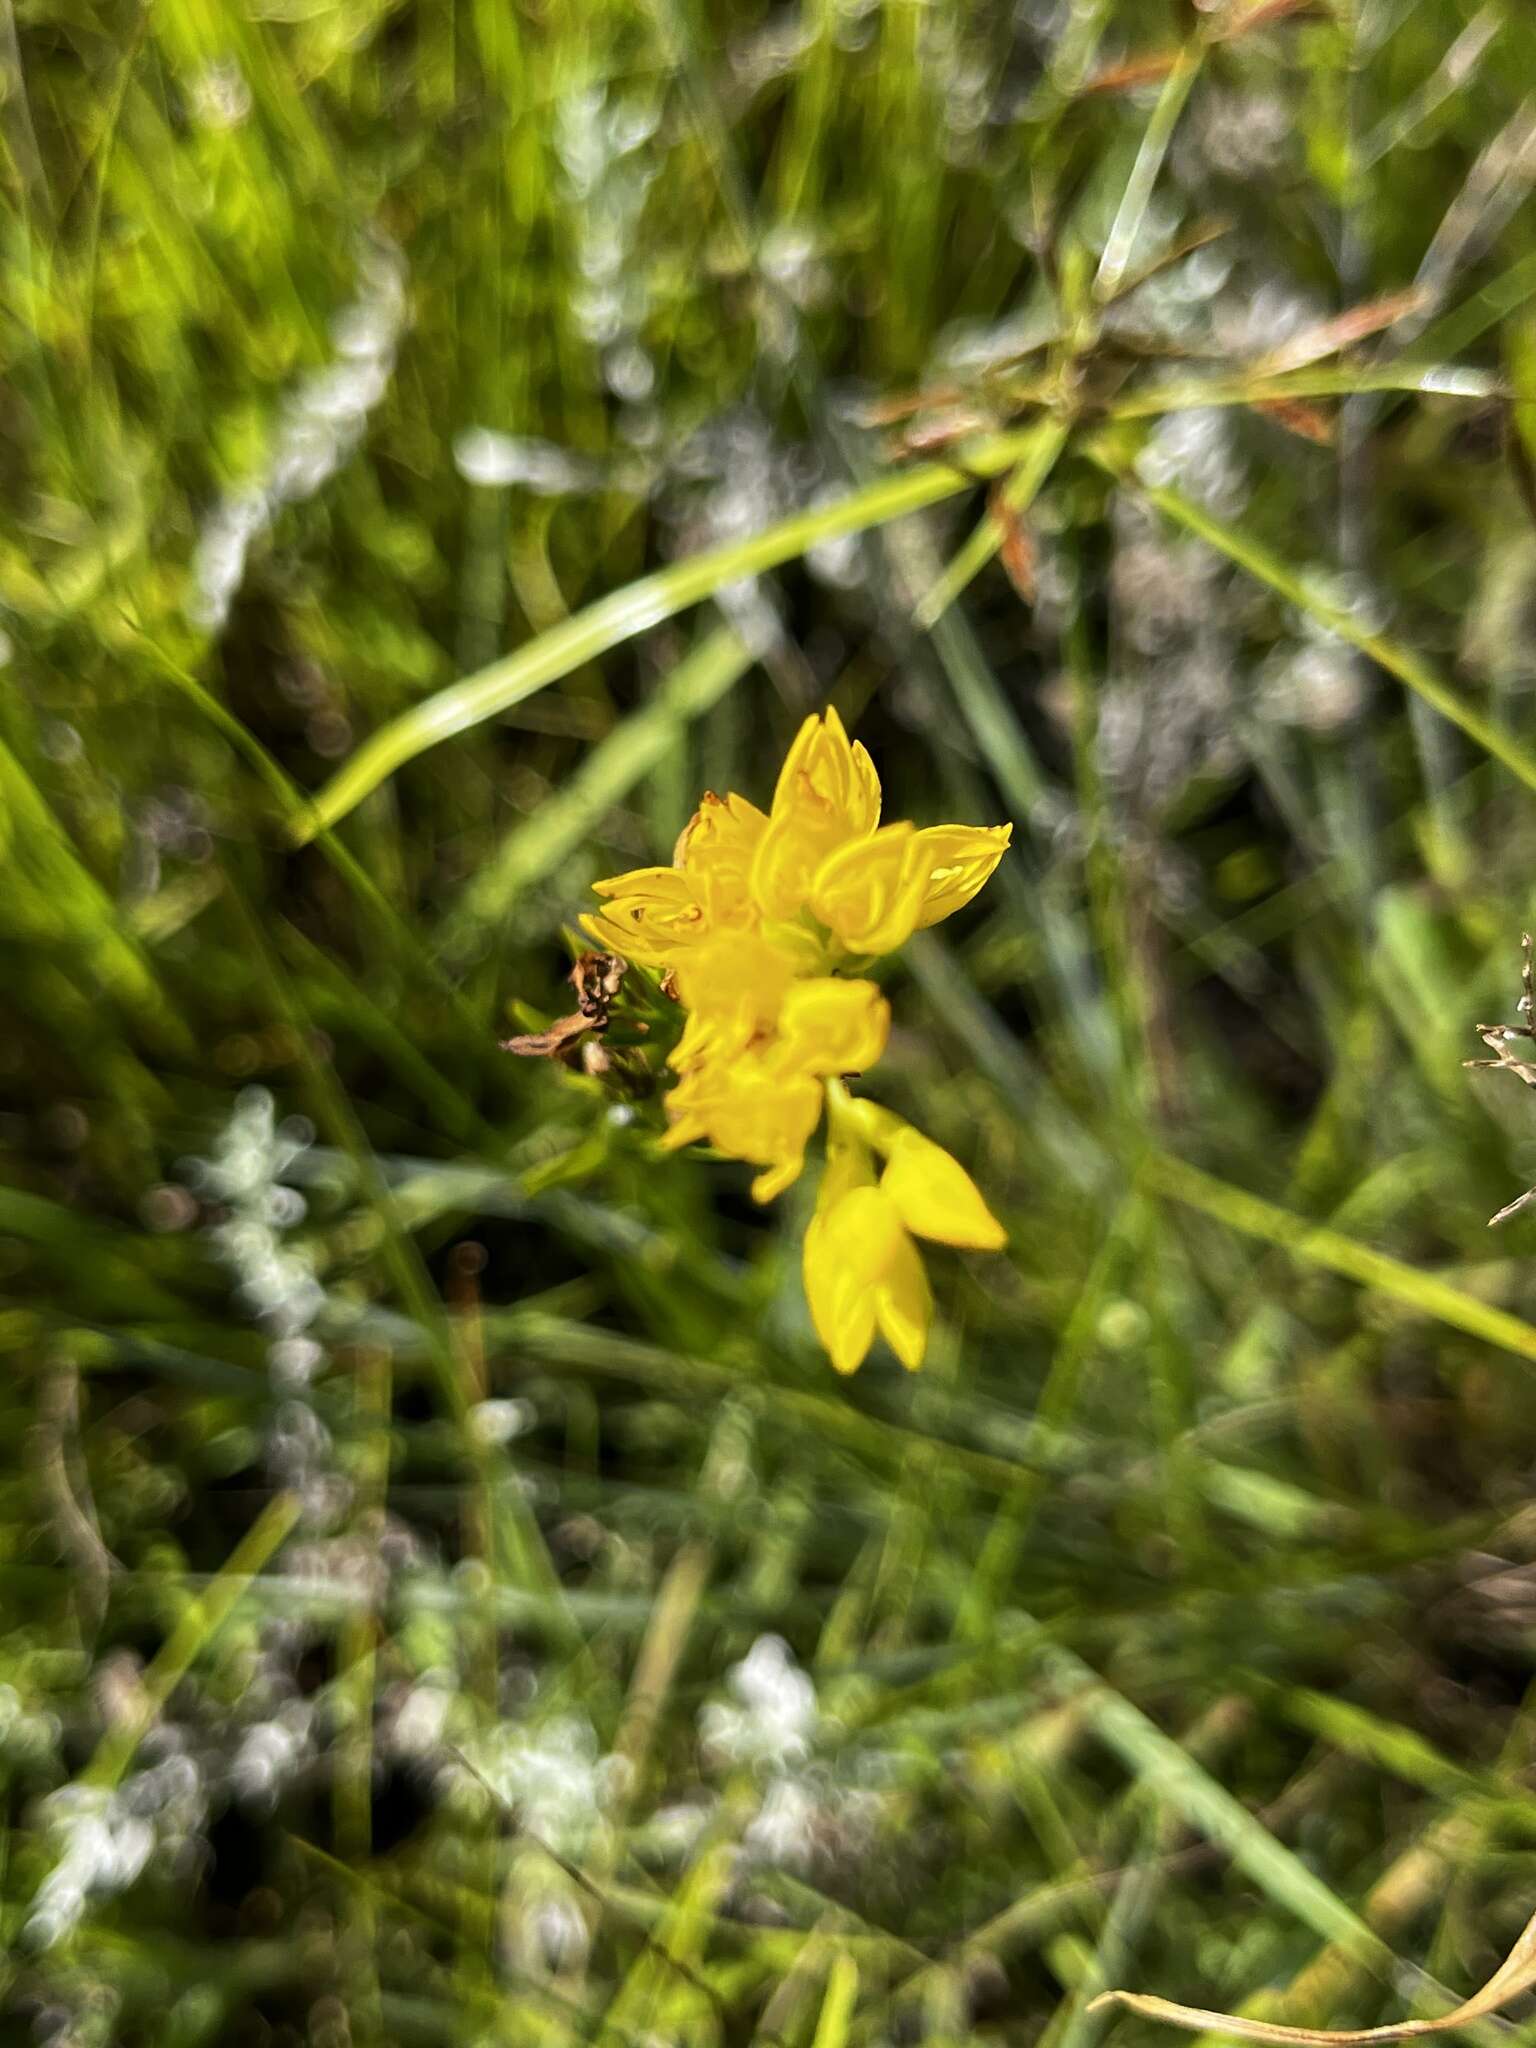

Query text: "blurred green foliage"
[9, 0, 1536, 2043]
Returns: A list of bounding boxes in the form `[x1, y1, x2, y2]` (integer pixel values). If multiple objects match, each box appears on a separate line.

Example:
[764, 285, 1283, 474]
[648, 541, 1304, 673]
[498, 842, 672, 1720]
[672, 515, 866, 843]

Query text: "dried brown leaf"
[1250, 396, 1337, 444]
[500, 952, 628, 1062]
[1257, 290, 1431, 375]
[1081, 52, 1181, 94]
[994, 498, 1038, 603]
[500, 1013, 594, 1059]
[1213, 0, 1323, 40]
[1092, 1898, 1536, 2042]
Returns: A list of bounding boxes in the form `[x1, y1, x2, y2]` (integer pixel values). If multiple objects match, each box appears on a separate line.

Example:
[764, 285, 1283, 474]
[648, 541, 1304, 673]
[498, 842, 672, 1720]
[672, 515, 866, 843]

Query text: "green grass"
[9, 2, 1536, 2044]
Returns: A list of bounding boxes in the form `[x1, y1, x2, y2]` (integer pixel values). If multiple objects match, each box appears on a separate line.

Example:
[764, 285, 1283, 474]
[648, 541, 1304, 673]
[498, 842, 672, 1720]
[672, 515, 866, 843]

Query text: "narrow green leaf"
[1100, 452, 1536, 801]
[298, 425, 1052, 840]
[1145, 1152, 1536, 1365]
[84, 1491, 302, 1790]
[1109, 364, 1501, 419]
[1094, 44, 1204, 301]
[1033, 1635, 1387, 1964]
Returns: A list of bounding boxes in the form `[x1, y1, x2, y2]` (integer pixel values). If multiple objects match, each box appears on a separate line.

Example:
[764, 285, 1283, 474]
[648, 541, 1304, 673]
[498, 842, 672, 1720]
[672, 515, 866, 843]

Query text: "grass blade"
[1145, 1152, 1536, 1365]
[298, 426, 1053, 840]
[1098, 450, 1536, 801]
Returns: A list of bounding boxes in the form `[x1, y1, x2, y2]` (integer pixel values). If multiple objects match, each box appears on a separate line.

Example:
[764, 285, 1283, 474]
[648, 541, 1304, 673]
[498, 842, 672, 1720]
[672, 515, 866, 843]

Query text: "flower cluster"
[583, 707, 1011, 1373]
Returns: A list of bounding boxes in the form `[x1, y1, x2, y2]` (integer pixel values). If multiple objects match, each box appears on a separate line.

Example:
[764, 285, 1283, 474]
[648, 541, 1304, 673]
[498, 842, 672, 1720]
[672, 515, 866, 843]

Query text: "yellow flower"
[579, 703, 1011, 1285]
[660, 1046, 824, 1203]
[585, 709, 1010, 975]
[750, 706, 881, 921]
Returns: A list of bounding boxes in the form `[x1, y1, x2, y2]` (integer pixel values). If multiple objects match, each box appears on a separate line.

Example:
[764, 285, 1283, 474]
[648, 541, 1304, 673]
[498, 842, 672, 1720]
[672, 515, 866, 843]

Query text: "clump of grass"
[8, 3, 1536, 2045]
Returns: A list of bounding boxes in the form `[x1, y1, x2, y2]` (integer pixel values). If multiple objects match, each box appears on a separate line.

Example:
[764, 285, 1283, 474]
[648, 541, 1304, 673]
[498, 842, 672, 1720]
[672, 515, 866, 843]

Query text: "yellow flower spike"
[779, 978, 889, 1077]
[913, 823, 1014, 929]
[580, 866, 705, 964]
[751, 707, 882, 921]
[880, 1127, 1008, 1250]
[810, 823, 932, 955]
[575, 708, 1011, 1369]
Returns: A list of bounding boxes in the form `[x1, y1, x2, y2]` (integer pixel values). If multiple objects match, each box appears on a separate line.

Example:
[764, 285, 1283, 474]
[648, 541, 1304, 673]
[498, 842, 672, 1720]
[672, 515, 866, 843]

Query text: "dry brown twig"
[1463, 932, 1536, 1225]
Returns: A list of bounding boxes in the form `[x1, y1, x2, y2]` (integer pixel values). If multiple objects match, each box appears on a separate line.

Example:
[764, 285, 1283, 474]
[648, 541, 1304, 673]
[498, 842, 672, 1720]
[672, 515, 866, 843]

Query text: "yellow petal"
[661, 1050, 822, 1201]
[880, 1130, 1007, 1250]
[675, 791, 770, 927]
[670, 1002, 754, 1074]
[845, 727, 882, 837]
[669, 932, 800, 1042]
[591, 864, 698, 908]
[771, 706, 881, 833]
[584, 866, 706, 964]
[810, 824, 930, 955]
[912, 823, 1013, 929]
[657, 1073, 711, 1148]
[771, 711, 822, 815]
[748, 807, 828, 923]
[753, 709, 882, 921]
[803, 1182, 903, 1375]
[752, 1155, 806, 1204]
[803, 1215, 877, 1373]
[779, 978, 890, 1077]
[874, 1227, 932, 1371]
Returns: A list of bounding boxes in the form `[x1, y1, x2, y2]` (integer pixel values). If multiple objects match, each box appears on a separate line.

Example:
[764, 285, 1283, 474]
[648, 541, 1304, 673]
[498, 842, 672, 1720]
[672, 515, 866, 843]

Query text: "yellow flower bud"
[803, 1169, 932, 1374]
[880, 1128, 1007, 1250]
